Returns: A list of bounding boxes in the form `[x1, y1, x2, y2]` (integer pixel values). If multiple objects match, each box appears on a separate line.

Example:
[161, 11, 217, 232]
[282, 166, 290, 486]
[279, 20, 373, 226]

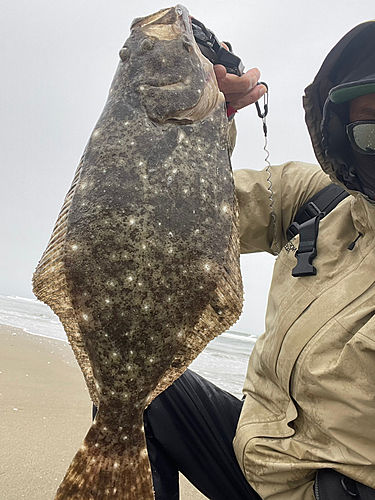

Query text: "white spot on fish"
[178, 130, 186, 143]
[71, 244, 78, 251]
[204, 263, 211, 272]
[129, 217, 135, 225]
[82, 313, 89, 321]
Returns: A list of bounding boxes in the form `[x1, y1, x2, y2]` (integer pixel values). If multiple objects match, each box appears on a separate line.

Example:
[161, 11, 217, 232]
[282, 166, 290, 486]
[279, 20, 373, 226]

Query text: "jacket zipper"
[314, 471, 320, 500]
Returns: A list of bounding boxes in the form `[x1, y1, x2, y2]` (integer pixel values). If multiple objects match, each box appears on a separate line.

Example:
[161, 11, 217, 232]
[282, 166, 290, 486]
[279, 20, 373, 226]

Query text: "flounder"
[33, 4, 243, 499]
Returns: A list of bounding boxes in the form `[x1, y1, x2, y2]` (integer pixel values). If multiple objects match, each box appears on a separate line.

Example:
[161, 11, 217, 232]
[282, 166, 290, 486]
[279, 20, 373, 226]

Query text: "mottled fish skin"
[33, 4, 243, 500]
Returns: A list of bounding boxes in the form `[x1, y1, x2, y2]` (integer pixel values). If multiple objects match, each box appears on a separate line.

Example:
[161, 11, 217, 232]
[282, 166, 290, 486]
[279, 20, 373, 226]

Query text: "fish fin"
[54, 410, 154, 500]
[32, 153, 99, 406]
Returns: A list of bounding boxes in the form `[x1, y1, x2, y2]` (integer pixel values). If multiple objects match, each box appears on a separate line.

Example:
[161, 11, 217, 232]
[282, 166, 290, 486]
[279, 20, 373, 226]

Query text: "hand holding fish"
[214, 65, 267, 110]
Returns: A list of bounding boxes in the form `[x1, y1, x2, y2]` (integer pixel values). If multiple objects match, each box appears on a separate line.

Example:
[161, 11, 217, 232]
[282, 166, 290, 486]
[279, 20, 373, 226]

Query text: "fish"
[32, 4, 243, 499]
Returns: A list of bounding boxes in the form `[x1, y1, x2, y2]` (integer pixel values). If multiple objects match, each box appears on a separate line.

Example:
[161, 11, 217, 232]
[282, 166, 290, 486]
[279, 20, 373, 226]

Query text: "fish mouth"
[131, 5, 192, 41]
[132, 5, 224, 124]
[142, 71, 223, 124]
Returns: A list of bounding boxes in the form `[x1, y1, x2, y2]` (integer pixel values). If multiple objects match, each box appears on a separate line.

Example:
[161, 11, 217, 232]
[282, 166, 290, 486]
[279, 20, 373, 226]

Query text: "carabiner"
[255, 81, 268, 119]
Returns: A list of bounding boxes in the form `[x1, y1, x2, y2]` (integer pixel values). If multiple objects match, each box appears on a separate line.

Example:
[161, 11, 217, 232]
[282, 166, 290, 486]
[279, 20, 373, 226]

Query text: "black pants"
[92, 371, 375, 499]
[93, 369, 260, 500]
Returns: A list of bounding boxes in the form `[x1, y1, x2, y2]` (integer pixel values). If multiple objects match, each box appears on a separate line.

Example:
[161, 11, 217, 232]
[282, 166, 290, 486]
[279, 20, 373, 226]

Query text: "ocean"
[0, 294, 258, 398]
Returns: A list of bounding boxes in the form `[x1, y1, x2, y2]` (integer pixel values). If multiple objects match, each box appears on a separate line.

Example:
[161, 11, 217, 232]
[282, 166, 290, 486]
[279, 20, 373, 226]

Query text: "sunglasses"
[346, 120, 375, 155]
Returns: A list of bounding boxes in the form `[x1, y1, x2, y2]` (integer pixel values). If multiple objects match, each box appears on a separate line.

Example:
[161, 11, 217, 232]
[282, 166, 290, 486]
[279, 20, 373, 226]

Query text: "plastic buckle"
[292, 248, 317, 277]
[291, 214, 323, 277]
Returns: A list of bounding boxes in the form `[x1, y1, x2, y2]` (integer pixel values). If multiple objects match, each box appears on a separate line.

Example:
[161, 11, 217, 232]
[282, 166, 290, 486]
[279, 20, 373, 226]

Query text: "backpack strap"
[287, 184, 349, 277]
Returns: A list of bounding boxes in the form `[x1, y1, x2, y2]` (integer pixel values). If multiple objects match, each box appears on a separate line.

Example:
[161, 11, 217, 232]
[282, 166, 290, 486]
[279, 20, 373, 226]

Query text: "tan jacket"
[232, 162, 375, 500]
[232, 20, 375, 499]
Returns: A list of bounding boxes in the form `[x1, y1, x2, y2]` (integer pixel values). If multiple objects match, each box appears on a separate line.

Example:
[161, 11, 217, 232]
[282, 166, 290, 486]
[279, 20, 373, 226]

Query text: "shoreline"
[0, 323, 207, 499]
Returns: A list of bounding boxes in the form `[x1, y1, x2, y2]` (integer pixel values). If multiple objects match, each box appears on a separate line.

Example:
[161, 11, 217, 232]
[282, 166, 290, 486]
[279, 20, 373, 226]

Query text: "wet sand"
[0, 323, 207, 499]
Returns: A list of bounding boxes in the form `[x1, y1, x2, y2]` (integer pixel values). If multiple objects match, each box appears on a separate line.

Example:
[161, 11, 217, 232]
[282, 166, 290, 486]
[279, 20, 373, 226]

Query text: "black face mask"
[351, 149, 375, 199]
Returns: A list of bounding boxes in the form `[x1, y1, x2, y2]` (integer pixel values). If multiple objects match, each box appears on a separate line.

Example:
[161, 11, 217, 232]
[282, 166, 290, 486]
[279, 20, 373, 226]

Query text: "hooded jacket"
[232, 21, 375, 500]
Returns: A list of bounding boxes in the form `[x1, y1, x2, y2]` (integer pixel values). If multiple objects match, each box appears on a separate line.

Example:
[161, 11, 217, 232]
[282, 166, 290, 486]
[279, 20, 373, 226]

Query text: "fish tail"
[54, 410, 154, 500]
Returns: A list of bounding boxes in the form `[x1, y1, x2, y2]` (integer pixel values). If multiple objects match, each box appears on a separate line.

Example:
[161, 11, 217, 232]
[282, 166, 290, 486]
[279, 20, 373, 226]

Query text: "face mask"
[346, 120, 375, 155]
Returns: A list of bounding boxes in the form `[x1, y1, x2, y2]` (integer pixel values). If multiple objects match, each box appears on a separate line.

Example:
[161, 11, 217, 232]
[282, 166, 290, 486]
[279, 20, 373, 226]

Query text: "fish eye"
[119, 46, 131, 62]
[141, 38, 154, 51]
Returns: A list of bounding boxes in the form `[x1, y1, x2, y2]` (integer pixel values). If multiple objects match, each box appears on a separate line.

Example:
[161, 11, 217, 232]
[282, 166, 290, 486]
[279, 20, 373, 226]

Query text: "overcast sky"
[1, 1, 373, 335]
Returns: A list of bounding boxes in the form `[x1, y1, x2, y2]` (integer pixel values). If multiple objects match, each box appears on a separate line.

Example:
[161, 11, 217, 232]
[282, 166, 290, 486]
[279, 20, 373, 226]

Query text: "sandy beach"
[0, 323, 207, 500]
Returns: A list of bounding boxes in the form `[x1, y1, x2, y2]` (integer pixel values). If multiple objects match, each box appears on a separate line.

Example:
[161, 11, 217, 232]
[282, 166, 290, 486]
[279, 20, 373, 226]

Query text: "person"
[95, 20, 375, 500]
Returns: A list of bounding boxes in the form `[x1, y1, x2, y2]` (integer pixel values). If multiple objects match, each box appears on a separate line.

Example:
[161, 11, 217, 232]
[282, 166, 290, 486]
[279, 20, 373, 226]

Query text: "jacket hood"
[303, 21, 375, 201]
